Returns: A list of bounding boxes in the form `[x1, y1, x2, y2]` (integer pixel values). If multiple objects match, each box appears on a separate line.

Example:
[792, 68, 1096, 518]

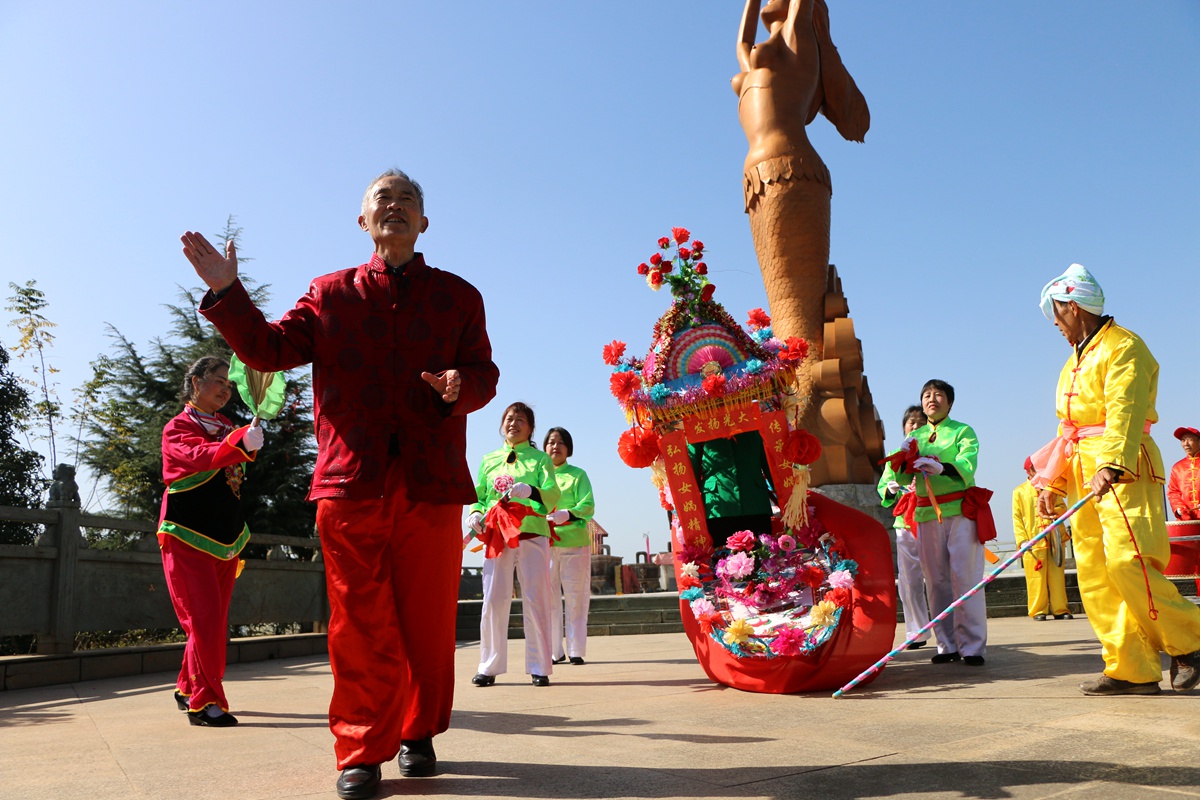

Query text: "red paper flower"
[783, 429, 822, 466]
[695, 262, 707, 275]
[727, 530, 757, 552]
[700, 284, 716, 302]
[692, 240, 704, 252]
[799, 564, 827, 589]
[650, 253, 662, 266]
[649, 269, 664, 286]
[671, 226, 690, 245]
[617, 425, 661, 468]
[660, 261, 672, 274]
[658, 236, 671, 249]
[824, 586, 852, 607]
[602, 340, 627, 365]
[609, 371, 641, 403]
[778, 336, 809, 363]
[636, 262, 649, 275]
[702, 373, 726, 397]
[697, 610, 723, 635]
[747, 308, 771, 330]
[678, 573, 702, 590]
[678, 247, 691, 260]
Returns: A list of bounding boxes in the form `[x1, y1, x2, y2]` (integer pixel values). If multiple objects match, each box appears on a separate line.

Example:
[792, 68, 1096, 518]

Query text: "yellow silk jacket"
[1052, 318, 1165, 490]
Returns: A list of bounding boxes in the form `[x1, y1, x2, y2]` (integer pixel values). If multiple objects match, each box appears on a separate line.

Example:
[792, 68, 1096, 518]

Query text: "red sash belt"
[893, 486, 996, 543]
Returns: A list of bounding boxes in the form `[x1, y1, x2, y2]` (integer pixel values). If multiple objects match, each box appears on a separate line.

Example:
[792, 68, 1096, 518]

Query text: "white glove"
[243, 424, 264, 452]
[913, 456, 944, 475]
[901, 436, 916, 450]
[510, 483, 533, 500]
[548, 510, 570, 525]
[467, 511, 484, 534]
[885, 480, 901, 495]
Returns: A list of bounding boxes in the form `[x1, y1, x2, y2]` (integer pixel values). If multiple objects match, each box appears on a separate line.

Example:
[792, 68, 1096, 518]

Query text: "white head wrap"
[1039, 263, 1104, 321]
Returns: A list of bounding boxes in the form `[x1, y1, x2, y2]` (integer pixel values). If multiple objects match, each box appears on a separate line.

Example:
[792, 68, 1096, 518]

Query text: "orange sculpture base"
[678, 493, 896, 694]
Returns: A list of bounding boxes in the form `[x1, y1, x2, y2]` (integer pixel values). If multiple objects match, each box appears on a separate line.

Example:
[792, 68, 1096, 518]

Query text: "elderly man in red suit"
[182, 169, 499, 800]
[1169, 426, 1200, 521]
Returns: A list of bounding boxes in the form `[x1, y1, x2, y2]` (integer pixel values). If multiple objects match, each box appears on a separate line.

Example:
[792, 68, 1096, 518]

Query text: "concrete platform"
[2, 616, 1199, 800]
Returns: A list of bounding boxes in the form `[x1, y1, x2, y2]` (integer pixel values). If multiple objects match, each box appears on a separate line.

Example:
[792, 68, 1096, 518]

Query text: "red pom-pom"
[783, 429, 822, 466]
[700, 284, 716, 302]
[617, 426, 661, 468]
[824, 586, 851, 607]
[746, 308, 771, 330]
[778, 336, 809, 363]
[702, 373, 726, 397]
[602, 340, 627, 366]
[609, 371, 641, 402]
[671, 226, 690, 245]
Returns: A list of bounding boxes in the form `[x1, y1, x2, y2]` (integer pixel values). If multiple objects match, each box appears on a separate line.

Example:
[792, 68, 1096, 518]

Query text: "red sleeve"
[1168, 460, 1185, 511]
[161, 414, 256, 485]
[442, 281, 499, 418]
[199, 278, 318, 372]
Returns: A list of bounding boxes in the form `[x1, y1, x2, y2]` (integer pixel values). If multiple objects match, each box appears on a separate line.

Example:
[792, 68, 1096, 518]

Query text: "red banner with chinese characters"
[659, 430, 709, 550]
[757, 409, 799, 511]
[683, 402, 762, 443]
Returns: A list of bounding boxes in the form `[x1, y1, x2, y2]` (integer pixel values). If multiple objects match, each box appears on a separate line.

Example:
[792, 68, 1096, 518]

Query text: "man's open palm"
[181, 231, 238, 294]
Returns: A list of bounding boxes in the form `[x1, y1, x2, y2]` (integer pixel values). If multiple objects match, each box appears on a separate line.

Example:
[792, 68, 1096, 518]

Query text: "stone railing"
[0, 504, 327, 655]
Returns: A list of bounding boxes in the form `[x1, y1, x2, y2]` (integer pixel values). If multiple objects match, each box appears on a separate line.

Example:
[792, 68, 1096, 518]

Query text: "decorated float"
[605, 229, 896, 693]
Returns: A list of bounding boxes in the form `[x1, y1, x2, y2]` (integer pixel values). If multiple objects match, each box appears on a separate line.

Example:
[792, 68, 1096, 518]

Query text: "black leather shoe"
[187, 706, 239, 727]
[471, 673, 495, 687]
[174, 691, 189, 711]
[398, 737, 437, 778]
[930, 652, 961, 664]
[1170, 651, 1200, 692]
[964, 655, 985, 667]
[1054, 613, 1074, 620]
[906, 640, 927, 650]
[336, 765, 381, 800]
[569, 656, 585, 665]
[552, 655, 567, 664]
[531, 674, 550, 686]
[1033, 614, 1048, 621]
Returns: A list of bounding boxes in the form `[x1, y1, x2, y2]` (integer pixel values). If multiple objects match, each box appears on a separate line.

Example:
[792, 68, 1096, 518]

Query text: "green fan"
[228, 353, 286, 423]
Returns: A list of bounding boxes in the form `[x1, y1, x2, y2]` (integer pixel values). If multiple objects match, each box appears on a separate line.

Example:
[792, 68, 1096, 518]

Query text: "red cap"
[1175, 426, 1200, 440]
[1023, 456, 1034, 472]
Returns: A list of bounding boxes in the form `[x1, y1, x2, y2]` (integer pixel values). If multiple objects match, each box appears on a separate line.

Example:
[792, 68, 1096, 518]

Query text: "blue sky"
[1, 2, 1197, 566]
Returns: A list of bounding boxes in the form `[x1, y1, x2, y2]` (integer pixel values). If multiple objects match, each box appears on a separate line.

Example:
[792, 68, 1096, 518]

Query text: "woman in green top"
[544, 427, 596, 666]
[468, 402, 561, 687]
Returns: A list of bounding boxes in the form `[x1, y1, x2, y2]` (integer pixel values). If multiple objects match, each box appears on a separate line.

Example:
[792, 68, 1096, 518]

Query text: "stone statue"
[47, 463, 81, 508]
[734, 0, 883, 485]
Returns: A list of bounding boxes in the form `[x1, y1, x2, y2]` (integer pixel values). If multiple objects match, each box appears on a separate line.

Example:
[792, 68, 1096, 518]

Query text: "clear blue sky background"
[1, 2, 1197, 567]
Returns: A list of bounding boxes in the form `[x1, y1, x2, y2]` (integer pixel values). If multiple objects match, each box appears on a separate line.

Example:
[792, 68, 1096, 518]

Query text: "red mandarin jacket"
[1169, 456, 1200, 520]
[200, 253, 499, 503]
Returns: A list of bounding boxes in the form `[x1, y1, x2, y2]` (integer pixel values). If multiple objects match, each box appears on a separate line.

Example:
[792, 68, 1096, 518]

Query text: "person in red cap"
[1012, 457, 1071, 620]
[1168, 427, 1200, 520]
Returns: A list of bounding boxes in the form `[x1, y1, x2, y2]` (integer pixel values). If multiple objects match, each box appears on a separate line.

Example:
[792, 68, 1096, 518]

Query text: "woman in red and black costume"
[157, 355, 263, 726]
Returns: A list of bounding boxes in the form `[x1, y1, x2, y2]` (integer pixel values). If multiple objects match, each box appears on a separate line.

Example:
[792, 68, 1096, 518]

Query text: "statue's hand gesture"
[181, 231, 238, 294]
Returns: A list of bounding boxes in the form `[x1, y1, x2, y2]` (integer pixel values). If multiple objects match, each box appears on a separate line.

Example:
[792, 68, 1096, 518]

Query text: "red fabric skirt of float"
[678, 493, 897, 694]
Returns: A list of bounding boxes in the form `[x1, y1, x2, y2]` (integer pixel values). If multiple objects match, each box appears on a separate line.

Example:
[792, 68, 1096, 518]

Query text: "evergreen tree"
[0, 340, 44, 544]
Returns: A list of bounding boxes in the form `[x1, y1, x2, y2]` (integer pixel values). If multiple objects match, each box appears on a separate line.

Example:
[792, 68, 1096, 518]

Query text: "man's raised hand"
[181, 231, 238, 294]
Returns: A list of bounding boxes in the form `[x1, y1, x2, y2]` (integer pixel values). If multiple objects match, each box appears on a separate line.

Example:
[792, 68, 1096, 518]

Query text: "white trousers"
[895, 528, 931, 641]
[917, 514, 987, 657]
[478, 536, 554, 677]
[549, 545, 591, 660]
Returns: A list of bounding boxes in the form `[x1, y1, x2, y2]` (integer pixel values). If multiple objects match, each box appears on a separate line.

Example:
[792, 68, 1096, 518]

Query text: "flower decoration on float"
[603, 228, 846, 664]
[678, 524, 859, 660]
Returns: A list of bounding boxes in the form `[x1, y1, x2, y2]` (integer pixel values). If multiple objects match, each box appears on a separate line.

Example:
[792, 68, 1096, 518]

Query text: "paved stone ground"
[3, 616, 1199, 800]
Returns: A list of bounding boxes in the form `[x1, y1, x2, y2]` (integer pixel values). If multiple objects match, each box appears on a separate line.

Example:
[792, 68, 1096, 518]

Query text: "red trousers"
[316, 461, 463, 770]
[161, 535, 238, 712]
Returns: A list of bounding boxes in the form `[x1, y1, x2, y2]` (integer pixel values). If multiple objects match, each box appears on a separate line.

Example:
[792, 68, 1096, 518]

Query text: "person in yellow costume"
[1012, 457, 1071, 621]
[1031, 263, 1200, 696]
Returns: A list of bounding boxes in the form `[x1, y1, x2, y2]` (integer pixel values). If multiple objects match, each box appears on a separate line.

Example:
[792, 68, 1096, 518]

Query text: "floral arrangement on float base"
[601, 227, 855, 662]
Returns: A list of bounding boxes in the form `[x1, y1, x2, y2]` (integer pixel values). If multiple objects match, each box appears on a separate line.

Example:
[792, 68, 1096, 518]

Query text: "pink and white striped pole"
[833, 490, 1096, 698]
